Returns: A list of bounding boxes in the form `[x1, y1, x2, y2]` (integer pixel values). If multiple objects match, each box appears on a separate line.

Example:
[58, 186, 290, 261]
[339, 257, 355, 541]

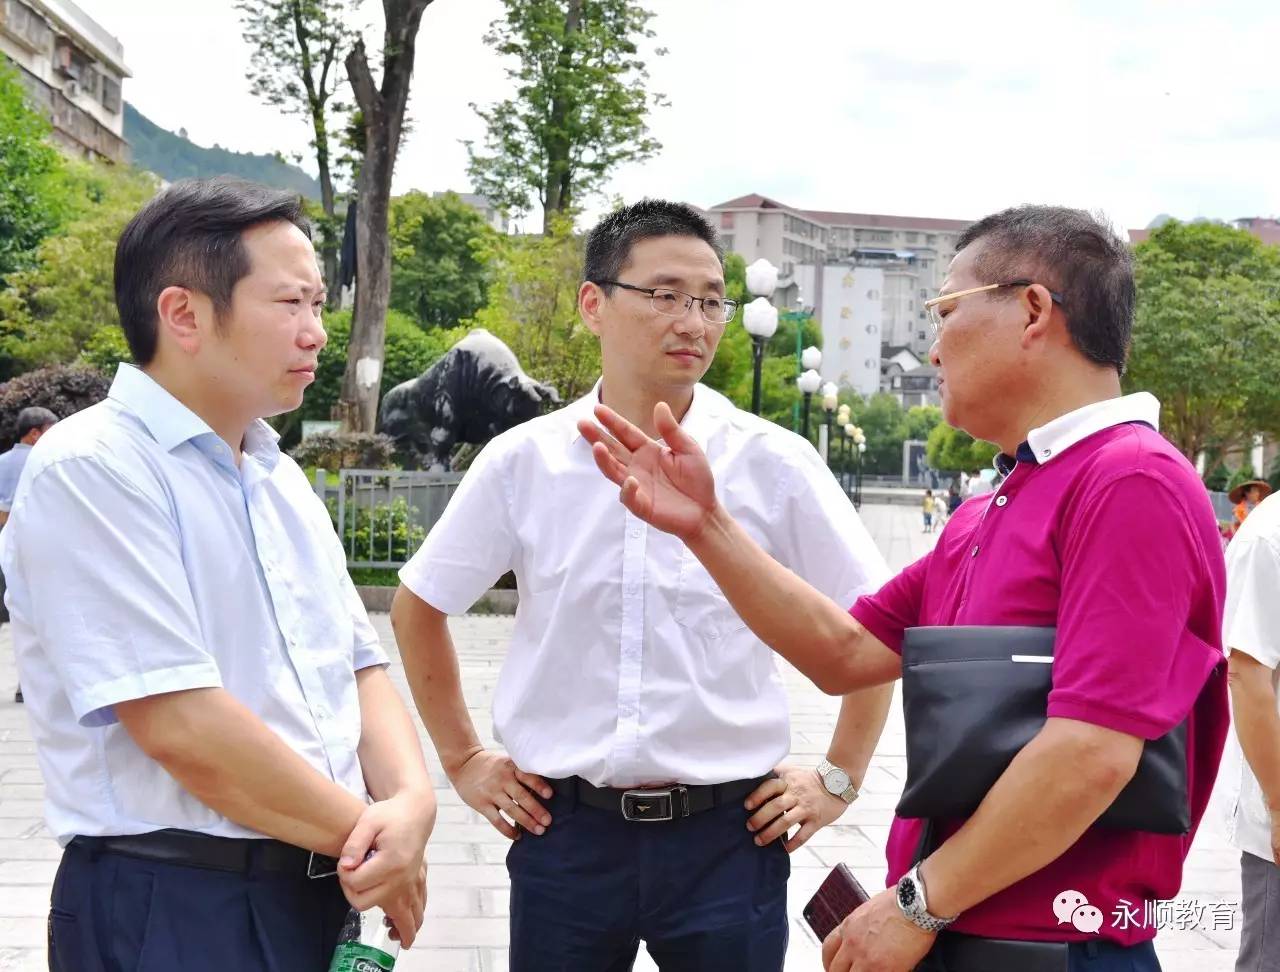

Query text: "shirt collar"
[108, 363, 281, 472]
[568, 379, 719, 452]
[996, 392, 1161, 474]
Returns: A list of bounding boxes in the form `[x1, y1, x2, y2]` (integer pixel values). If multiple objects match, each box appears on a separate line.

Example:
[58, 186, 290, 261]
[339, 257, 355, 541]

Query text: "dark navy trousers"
[47, 839, 350, 971]
[506, 785, 791, 971]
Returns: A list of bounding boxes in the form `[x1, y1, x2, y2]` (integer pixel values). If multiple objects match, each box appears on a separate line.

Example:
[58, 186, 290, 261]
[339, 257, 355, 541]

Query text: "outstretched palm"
[578, 402, 717, 541]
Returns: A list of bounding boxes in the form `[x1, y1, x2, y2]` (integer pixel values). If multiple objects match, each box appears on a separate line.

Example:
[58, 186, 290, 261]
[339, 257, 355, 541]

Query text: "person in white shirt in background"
[0, 405, 58, 704]
[1, 178, 435, 970]
[1222, 489, 1280, 972]
[392, 199, 892, 971]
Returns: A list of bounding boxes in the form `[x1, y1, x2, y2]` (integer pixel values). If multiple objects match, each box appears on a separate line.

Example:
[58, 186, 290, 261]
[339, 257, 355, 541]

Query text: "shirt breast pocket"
[673, 550, 747, 643]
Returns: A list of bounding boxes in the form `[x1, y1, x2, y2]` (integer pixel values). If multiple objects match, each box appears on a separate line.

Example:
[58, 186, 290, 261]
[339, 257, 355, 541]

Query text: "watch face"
[897, 875, 917, 910]
[824, 768, 851, 795]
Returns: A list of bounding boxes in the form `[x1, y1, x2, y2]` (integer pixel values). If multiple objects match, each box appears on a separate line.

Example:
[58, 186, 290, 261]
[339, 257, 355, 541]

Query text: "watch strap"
[817, 758, 860, 804]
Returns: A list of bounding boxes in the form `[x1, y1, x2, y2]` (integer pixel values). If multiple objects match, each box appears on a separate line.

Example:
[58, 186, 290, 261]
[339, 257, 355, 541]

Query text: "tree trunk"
[540, 0, 581, 235]
[336, 0, 435, 432]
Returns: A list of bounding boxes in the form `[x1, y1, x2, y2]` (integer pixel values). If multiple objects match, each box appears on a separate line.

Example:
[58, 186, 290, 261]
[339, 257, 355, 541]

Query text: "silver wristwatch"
[896, 864, 956, 933]
[816, 758, 860, 804]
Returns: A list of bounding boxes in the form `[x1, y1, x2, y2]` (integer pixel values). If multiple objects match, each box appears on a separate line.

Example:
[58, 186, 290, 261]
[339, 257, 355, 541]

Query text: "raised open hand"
[577, 402, 718, 542]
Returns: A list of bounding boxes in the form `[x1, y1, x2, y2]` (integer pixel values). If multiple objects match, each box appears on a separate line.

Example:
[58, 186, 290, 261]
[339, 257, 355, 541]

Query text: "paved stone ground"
[0, 504, 1243, 970]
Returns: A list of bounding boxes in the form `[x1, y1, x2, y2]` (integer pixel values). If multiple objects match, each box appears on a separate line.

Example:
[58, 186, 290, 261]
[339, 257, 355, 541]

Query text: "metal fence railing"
[315, 469, 464, 568]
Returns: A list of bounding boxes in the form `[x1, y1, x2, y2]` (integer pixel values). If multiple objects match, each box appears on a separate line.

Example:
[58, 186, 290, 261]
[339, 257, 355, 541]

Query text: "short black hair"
[16, 406, 57, 438]
[114, 177, 311, 364]
[956, 205, 1134, 374]
[584, 199, 723, 291]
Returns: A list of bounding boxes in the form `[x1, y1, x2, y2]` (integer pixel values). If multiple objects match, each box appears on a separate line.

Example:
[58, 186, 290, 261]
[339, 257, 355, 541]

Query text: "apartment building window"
[720, 212, 734, 229]
[917, 331, 927, 341]
[3, 0, 52, 52]
[927, 234, 937, 244]
[905, 232, 918, 243]
[872, 231, 890, 242]
[101, 75, 121, 112]
[721, 234, 734, 252]
[919, 288, 928, 298]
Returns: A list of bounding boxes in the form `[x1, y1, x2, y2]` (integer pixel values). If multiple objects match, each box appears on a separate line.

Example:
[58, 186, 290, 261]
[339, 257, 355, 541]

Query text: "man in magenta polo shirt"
[579, 204, 1229, 972]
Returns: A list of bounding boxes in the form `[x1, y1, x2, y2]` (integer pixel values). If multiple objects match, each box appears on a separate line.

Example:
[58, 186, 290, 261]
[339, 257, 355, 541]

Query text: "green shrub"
[0, 363, 109, 449]
[290, 431, 396, 471]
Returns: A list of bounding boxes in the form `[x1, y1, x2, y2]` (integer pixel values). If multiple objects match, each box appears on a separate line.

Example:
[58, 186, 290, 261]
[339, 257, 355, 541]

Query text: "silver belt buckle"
[620, 785, 688, 822]
[307, 851, 339, 879]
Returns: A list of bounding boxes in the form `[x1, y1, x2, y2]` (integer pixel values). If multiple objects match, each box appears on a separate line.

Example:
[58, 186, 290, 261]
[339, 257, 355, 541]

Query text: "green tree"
[389, 191, 496, 328]
[0, 65, 68, 287]
[468, 217, 601, 402]
[337, 0, 437, 432]
[701, 252, 751, 396]
[926, 423, 999, 473]
[0, 161, 156, 378]
[466, 0, 665, 233]
[1126, 220, 1280, 461]
[236, 0, 357, 304]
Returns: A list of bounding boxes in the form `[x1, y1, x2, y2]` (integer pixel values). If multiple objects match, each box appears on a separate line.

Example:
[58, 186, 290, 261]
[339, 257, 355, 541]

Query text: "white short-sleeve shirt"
[0, 364, 387, 844]
[1221, 491, 1280, 861]
[399, 381, 890, 787]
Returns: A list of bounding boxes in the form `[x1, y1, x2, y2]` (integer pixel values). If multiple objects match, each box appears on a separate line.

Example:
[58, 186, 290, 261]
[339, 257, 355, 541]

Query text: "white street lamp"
[743, 296, 780, 415]
[796, 369, 823, 395]
[797, 369, 822, 442]
[745, 258, 779, 298]
[801, 345, 822, 372]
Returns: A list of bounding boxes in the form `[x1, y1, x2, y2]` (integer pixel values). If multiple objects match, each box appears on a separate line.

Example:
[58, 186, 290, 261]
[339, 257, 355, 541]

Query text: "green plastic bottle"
[328, 908, 399, 971]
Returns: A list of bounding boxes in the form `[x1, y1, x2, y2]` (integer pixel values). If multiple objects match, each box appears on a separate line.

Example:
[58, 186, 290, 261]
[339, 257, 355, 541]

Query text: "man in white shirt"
[1222, 490, 1280, 971]
[392, 200, 891, 970]
[0, 405, 58, 703]
[1, 178, 435, 970]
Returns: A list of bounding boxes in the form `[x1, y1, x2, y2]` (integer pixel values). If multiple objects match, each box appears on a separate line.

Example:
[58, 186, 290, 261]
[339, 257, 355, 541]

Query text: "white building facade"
[0, 0, 129, 162]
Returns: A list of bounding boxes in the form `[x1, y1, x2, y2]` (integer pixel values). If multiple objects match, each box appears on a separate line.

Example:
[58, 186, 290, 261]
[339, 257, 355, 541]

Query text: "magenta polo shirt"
[851, 410, 1229, 945]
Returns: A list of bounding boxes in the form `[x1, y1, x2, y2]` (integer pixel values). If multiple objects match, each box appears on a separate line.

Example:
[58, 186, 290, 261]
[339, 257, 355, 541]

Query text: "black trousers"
[506, 786, 790, 971]
[48, 839, 350, 971]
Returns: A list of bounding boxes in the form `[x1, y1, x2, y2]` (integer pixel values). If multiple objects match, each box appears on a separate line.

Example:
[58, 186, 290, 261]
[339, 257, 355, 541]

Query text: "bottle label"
[328, 941, 396, 972]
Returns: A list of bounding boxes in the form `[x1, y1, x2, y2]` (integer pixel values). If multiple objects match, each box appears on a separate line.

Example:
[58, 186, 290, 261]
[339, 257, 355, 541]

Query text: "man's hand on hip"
[451, 749, 553, 840]
[746, 764, 849, 852]
[338, 792, 435, 948]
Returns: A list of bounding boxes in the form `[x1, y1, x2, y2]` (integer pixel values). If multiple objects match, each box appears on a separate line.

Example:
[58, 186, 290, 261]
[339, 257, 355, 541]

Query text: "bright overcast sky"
[85, 0, 1280, 232]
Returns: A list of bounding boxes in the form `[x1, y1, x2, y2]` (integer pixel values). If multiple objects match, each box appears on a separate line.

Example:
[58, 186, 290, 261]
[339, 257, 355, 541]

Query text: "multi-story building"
[0, 0, 128, 163]
[434, 191, 509, 234]
[708, 194, 969, 361]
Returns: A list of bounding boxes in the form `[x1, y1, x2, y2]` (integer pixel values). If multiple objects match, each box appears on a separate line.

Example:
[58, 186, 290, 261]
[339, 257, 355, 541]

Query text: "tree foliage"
[0, 161, 157, 380]
[0, 65, 68, 287]
[236, 0, 357, 300]
[466, 0, 665, 232]
[389, 191, 496, 328]
[468, 217, 601, 402]
[1126, 220, 1280, 462]
[926, 422, 999, 473]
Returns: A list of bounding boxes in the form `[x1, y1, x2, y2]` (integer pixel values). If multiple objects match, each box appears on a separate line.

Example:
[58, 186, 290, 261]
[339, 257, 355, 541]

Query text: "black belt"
[69, 829, 340, 880]
[551, 774, 772, 823]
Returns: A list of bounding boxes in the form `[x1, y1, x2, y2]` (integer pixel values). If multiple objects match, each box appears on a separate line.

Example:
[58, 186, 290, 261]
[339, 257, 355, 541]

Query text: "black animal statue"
[378, 329, 561, 470]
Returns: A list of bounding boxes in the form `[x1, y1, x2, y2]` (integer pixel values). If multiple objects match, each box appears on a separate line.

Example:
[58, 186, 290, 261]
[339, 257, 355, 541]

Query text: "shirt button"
[708, 629, 720, 640]
[629, 527, 642, 539]
[1041, 448, 1052, 458]
[995, 496, 1008, 507]
[971, 544, 980, 558]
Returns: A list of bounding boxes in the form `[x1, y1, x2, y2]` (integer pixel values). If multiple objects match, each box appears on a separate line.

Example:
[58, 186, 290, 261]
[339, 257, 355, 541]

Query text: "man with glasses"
[391, 199, 892, 970]
[581, 205, 1228, 972]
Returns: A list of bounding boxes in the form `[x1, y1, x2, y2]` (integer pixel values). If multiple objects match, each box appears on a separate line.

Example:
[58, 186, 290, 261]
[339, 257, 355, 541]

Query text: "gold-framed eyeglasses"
[923, 279, 1064, 336]
[595, 280, 739, 325]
